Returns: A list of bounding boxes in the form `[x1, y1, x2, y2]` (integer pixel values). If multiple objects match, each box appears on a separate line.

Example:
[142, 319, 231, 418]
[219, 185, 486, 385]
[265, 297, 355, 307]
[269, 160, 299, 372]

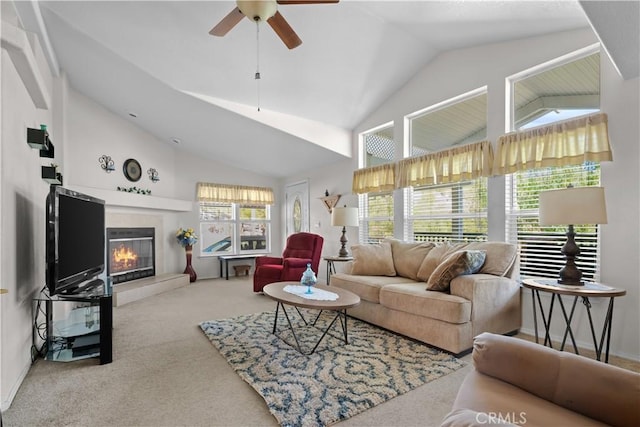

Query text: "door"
[285, 180, 309, 236]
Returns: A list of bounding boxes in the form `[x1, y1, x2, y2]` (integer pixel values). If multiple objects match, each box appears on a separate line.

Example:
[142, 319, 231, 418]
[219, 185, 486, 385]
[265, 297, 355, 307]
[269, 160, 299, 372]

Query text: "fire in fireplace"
[107, 227, 155, 284]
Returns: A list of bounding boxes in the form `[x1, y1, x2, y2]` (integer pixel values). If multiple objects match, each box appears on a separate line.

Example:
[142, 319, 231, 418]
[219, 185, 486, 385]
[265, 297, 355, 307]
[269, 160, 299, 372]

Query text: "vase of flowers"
[176, 228, 198, 282]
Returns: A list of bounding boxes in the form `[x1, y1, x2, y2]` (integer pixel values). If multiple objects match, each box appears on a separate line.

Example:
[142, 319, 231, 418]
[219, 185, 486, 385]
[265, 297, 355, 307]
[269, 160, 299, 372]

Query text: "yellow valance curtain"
[493, 112, 613, 175]
[396, 140, 494, 188]
[196, 182, 274, 205]
[352, 163, 396, 194]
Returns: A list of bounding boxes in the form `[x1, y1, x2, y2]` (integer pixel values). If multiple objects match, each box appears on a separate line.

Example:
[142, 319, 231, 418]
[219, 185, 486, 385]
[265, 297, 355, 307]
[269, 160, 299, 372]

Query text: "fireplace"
[107, 227, 155, 284]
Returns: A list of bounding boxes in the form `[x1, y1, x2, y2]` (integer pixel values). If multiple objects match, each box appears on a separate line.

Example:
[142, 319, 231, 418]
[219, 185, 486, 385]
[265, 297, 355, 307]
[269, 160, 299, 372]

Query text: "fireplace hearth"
[107, 227, 155, 284]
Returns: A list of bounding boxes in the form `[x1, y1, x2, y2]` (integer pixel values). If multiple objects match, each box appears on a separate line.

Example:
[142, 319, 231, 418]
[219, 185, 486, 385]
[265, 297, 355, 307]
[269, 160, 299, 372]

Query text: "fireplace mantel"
[68, 186, 193, 212]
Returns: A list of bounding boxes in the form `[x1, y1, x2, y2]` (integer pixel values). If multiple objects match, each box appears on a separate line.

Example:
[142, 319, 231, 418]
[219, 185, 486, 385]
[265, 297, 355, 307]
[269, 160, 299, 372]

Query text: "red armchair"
[253, 232, 324, 292]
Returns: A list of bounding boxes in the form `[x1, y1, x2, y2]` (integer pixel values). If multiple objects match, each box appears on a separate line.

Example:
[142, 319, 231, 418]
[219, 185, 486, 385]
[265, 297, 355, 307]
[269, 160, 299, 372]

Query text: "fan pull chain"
[255, 20, 261, 112]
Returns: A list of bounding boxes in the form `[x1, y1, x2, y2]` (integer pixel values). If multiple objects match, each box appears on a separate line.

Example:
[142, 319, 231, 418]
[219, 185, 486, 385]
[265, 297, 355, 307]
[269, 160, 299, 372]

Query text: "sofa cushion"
[426, 250, 486, 291]
[416, 242, 468, 281]
[386, 239, 435, 280]
[465, 242, 517, 276]
[331, 273, 416, 304]
[350, 241, 396, 276]
[379, 283, 471, 324]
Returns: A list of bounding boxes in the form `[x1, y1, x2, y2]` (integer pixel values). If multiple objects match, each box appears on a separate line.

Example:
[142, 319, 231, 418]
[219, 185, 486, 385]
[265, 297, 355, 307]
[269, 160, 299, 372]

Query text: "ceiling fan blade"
[267, 11, 302, 49]
[209, 7, 245, 36]
[277, 1, 339, 4]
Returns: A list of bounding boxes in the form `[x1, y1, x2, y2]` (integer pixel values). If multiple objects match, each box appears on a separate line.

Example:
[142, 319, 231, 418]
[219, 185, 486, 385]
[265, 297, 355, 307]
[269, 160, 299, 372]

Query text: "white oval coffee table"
[263, 281, 360, 355]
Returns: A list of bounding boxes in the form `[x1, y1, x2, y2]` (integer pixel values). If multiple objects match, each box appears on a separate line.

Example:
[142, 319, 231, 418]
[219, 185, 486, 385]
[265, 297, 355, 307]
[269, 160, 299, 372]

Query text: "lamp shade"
[539, 187, 607, 226]
[331, 207, 359, 227]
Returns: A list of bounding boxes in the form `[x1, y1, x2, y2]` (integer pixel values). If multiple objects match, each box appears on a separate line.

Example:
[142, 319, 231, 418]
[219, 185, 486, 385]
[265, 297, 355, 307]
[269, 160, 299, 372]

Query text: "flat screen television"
[46, 186, 106, 295]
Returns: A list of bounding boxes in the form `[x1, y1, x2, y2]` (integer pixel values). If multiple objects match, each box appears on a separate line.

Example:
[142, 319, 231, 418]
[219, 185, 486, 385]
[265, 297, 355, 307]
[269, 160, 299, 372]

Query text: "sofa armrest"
[450, 274, 521, 336]
[473, 333, 640, 427]
[256, 256, 283, 267]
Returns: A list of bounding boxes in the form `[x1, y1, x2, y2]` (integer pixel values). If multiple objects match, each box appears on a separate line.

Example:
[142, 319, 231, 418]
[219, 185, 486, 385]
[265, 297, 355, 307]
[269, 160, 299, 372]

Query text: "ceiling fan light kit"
[237, 1, 277, 22]
[209, 0, 339, 50]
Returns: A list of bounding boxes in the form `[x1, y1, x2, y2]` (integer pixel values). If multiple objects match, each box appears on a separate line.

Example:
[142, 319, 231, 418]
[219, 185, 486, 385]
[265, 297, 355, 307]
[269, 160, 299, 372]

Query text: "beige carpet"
[3, 278, 472, 426]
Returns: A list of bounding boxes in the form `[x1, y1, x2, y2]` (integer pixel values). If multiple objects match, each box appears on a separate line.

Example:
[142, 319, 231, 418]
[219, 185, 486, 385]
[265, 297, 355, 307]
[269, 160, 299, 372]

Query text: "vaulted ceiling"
[12, 1, 638, 178]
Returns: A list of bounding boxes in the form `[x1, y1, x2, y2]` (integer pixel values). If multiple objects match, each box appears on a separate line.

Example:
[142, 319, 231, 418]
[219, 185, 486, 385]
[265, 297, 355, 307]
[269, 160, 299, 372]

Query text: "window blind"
[358, 191, 394, 244]
[505, 163, 601, 280]
[405, 179, 488, 243]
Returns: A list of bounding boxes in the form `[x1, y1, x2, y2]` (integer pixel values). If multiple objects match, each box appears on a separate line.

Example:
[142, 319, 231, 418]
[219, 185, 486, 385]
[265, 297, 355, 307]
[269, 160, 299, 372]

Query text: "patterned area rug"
[200, 310, 465, 427]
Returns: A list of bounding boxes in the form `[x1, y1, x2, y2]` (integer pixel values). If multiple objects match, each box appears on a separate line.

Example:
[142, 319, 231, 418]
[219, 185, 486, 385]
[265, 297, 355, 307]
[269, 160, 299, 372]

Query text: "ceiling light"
[237, 0, 277, 22]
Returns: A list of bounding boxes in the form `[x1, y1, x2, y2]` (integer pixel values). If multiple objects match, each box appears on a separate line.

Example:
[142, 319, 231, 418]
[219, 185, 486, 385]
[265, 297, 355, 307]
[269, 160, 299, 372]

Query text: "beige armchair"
[442, 333, 640, 427]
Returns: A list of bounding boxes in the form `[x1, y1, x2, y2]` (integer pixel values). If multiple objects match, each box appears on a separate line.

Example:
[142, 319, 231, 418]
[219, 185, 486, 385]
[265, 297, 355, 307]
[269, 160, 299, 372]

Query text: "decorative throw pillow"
[385, 239, 435, 280]
[416, 242, 468, 282]
[350, 242, 396, 276]
[426, 250, 487, 292]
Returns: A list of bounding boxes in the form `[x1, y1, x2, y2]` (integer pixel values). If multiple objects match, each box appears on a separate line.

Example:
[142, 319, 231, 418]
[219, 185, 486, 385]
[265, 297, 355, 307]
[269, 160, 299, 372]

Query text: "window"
[407, 180, 487, 243]
[513, 52, 600, 130]
[359, 124, 395, 243]
[199, 202, 271, 256]
[363, 125, 394, 167]
[506, 49, 602, 280]
[405, 90, 489, 242]
[506, 163, 601, 280]
[410, 91, 487, 155]
[359, 191, 394, 244]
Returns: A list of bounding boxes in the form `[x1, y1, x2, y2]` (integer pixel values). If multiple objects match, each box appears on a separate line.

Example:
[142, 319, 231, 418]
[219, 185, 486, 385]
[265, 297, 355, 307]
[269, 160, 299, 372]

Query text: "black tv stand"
[34, 288, 112, 364]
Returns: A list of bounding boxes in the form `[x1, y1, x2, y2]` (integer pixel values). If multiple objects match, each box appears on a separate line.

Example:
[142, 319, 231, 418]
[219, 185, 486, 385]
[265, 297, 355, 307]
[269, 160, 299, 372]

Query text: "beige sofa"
[331, 240, 521, 354]
[442, 333, 640, 427]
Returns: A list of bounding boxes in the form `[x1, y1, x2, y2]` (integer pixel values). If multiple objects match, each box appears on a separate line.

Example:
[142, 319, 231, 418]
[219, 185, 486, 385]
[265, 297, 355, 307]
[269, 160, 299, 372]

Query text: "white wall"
[1, 18, 54, 409]
[289, 28, 640, 360]
[171, 151, 283, 279]
[63, 87, 283, 280]
[0, 21, 283, 411]
[282, 158, 356, 283]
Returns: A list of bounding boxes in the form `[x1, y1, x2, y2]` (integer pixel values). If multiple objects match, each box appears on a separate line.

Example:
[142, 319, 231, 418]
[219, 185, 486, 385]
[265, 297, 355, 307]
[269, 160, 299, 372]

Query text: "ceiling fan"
[209, 0, 339, 49]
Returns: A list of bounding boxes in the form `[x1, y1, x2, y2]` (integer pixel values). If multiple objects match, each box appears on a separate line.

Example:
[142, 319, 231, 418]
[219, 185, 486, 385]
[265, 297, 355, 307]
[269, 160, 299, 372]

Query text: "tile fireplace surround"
[67, 186, 194, 305]
[106, 212, 190, 306]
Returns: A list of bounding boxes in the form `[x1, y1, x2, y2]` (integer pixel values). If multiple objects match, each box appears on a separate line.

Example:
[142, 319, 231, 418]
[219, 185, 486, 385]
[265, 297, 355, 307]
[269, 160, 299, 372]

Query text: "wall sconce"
[147, 168, 160, 182]
[320, 190, 341, 214]
[27, 125, 50, 150]
[42, 164, 63, 185]
[99, 155, 115, 172]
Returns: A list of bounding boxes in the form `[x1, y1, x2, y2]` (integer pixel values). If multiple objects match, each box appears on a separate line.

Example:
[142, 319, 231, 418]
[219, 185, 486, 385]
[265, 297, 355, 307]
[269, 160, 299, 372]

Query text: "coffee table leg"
[272, 302, 281, 334]
[280, 304, 305, 353]
[271, 306, 350, 355]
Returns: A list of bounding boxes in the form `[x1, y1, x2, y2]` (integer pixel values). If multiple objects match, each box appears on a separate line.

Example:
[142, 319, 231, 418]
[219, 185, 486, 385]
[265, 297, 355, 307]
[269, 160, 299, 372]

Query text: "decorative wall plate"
[123, 158, 142, 182]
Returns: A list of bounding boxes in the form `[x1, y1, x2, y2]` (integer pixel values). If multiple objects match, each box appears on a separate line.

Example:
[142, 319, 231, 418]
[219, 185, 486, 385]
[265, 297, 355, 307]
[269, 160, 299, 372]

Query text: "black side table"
[323, 256, 353, 285]
[522, 278, 626, 363]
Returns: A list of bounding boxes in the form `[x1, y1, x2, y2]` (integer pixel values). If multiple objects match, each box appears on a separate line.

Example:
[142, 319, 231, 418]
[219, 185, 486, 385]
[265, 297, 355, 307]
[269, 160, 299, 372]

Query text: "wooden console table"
[218, 254, 265, 280]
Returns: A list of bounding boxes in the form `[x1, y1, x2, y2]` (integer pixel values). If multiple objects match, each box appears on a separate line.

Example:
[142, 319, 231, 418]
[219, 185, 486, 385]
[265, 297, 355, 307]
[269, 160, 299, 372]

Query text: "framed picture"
[200, 222, 234, 257]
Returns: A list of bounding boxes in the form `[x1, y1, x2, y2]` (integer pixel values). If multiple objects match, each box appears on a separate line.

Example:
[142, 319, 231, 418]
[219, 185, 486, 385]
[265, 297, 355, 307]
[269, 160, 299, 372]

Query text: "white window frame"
[199, 202, 271, 256]
[505, 46, 602, 281]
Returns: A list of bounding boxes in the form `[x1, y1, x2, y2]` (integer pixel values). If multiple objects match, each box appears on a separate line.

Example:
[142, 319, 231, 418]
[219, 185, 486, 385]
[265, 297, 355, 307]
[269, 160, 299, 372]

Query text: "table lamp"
[331, 206, 359, 257]
[538, 186, 607, 285]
